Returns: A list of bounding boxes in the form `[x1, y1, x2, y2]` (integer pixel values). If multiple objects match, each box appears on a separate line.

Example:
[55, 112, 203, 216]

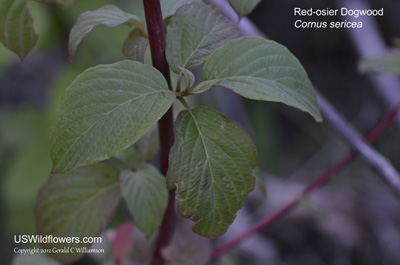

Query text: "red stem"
[211, 103, 400, 260]
[142, 1, 176, 264]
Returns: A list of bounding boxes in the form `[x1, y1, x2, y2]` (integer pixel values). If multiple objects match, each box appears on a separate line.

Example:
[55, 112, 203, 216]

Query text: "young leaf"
[122, 29, 149, 63]
[195, 36, 322, 122]
[69, 5, 145, 59]
[50, 60, 175, 174]
[167, 107, 258, 237]
[161, 0, 201, 19]
[166, 2, 242, 73]
[35, 0, 79, 8]
[228, 0, 261, 18]
[35, 163, 121, 263]
[0, 0, 38, 60]
[177, 67, 195, 91]
[120, 165, 168, 237]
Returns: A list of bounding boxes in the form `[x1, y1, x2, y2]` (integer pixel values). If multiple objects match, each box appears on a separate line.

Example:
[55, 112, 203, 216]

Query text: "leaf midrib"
[51, 180, 119, 236]
[206, 76, 315, 109]
[53, 90, 175, 172]
[186, 109, 225, 224]
[181, 5, 230, 70]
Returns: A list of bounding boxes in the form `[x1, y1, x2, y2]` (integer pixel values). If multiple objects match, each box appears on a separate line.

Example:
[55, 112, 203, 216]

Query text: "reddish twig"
[142, 1, 176, 265]
[212, 103, 400, 260]
[317, 92, 400, 195]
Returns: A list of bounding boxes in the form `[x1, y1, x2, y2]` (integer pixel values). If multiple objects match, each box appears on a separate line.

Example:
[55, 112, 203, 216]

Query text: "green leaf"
[122, 28, 149, 63]
[228, 0, 261, 17]
[35, 0, 78, 8]
[132, 126, 159, 165]
[119, 126, 159, 170]
[35, 163, 121, 263]
[166, 2, 242, 73]
[195, 36, 322, 122]
[120, 165, 168, 237]
[69, 5, 145, 59]
[50, 60, 175, 174]
[167, 107, 258, 237]
[161, 0, 201, 19]
[359, 50, 400, 75]
[0, 0, 38, 60]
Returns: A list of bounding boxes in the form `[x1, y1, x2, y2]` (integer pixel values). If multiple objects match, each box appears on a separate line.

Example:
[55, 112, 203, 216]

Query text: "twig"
[142, 1, 176, 265]
[212, 103, 400, 260]
[317, 92, 400, 196]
